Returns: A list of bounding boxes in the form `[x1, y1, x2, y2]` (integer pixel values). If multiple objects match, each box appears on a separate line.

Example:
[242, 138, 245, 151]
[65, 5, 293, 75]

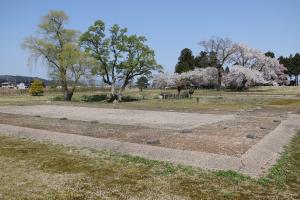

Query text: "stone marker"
[180, 129, 193, 133]
[246, 133, 257, 139]
[146, 138, 160, 145]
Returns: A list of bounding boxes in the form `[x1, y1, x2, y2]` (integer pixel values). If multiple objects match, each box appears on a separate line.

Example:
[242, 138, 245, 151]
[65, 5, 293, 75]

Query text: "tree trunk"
[111, 83, 115, 96]
[177, 87, 181, 96]
[121, 78, 129, 91]
[59, 69, 73, 101]
[63, 89, 73, 101]
[217, 66, 222, 91]
[119, 85, 126, 94]
[116, 79, 130, 102]
[107, 82, 119, 102]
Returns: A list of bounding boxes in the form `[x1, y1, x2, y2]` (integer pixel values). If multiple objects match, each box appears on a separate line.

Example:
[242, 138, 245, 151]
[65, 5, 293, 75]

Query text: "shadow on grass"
[51, 94, 141, 103]
[121, 95, 140, 102]
[81, 94, 108, 102]
[81, 94, 140, 102]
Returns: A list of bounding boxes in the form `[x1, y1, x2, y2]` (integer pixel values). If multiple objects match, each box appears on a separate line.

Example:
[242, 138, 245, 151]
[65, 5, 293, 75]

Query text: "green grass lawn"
[0, 132, 299, 199]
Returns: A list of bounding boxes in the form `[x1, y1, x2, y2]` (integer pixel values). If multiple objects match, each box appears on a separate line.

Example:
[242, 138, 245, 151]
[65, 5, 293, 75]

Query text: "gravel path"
[240, 114, 300, 176]
[0, 114, 299, 177]
[0, 105, 234, 130]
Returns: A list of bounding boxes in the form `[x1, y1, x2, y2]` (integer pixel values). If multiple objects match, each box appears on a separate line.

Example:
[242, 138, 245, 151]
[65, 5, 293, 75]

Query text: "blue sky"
[0, 0, 299, 79]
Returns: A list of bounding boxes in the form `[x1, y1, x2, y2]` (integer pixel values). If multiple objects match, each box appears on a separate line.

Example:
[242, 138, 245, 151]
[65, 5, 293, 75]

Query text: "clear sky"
[0, 0, 299, 79]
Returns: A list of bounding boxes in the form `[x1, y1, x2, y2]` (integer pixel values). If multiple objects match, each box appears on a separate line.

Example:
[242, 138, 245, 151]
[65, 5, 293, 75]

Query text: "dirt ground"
[0, 105, 286, 156]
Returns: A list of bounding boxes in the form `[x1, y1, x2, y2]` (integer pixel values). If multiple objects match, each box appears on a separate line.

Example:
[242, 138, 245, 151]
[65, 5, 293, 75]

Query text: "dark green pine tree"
[278, 53, 300, 86]
[292, 53, 300, 85]
[225, 66, 230, 73]
[175, 48, 195, 73]
[194, 51, 210, 68]
[136, 76, 149, 92]
[208, 51, 218, 67]
[265, 51, 275, 58]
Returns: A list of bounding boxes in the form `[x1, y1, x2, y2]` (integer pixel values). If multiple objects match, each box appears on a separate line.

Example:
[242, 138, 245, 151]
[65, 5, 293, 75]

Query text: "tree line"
[278, 54, 300, 86]
[175, 49, 218, 73]
[175, 44, 300, 87]
[23, 10, 299, 101]
[23, 10, 162, 101]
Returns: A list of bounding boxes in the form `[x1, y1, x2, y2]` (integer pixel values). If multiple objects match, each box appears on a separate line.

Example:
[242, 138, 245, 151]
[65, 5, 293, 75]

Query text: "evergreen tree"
[278, 53, 300, 86]
[136, 76, 149, 91]
[194, 51, 219, 68]
[175, 48, 195, 73]
[225, 66, 230, 73]
[208, 51, 218, 67]
[265, 51, 275, 58]
[194, 51, 209, 68]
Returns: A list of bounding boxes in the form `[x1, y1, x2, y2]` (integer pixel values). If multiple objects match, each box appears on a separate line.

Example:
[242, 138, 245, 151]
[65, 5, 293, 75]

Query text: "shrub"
[160, 92, 173, 99]
[29, 80, 44, 96]
[180, 90, 190, 98]
[52, 96, 64, 101]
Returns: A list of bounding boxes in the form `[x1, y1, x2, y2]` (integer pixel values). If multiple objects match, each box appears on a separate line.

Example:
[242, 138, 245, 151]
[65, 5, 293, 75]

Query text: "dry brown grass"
[0, 133, 300, 199]
[1, 86, 300, 112]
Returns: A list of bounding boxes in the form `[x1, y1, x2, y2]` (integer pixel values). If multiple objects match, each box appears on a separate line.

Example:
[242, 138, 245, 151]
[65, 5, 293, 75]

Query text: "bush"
[160, 92, 173, 99]
[29, 80, 44, 96]
[180, 90, 190, 98]
[52, 96, 64, 101]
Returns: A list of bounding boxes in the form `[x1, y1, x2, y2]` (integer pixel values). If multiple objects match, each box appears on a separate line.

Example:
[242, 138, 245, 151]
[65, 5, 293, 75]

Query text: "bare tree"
[199, 37, 237, 90]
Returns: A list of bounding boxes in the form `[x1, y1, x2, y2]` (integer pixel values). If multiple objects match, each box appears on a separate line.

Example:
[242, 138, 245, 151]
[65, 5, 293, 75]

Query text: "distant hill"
[0, 75, 52, 86]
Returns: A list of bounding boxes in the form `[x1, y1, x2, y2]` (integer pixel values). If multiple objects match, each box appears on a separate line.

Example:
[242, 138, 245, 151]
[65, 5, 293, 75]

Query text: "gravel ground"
[0, 105, 234, 130]
[0, 106, 283, 156]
